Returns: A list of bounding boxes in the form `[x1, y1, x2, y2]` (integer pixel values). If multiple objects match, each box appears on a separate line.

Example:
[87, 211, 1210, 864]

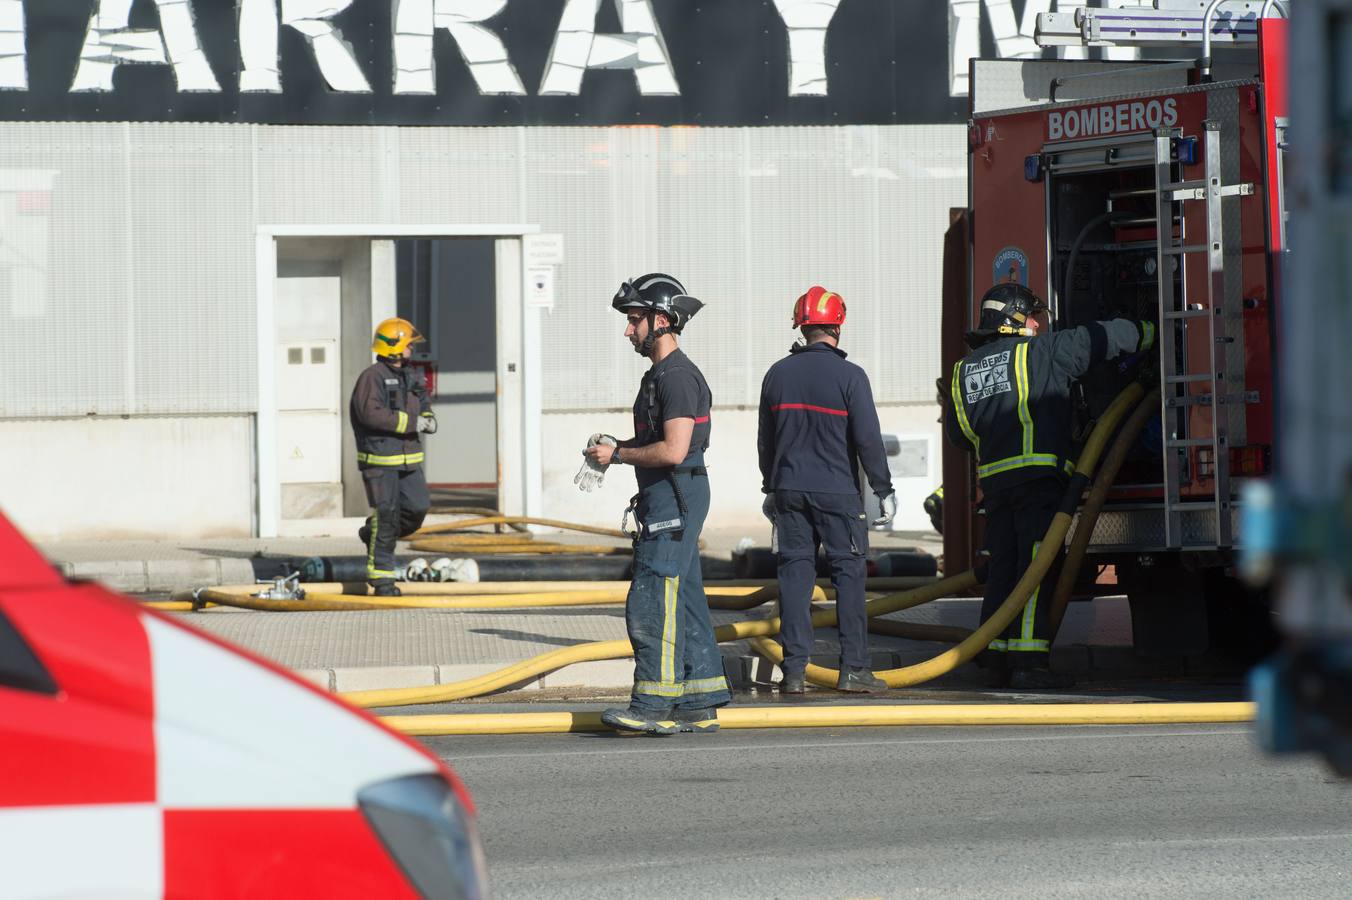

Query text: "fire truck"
[941, 2, 1290, 657]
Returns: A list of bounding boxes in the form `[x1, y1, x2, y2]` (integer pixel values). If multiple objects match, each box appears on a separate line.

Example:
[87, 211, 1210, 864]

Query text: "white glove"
[873, 491, 898, 528]
[416, 413, 437, 434]
[574, 433, 618, 493]
[762, 492, 776, 523]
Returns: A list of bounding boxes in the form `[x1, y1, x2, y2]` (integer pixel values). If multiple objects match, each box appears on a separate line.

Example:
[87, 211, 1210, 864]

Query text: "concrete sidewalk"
[165, 595, 1178, 699]
[34, 523, 1202, 696]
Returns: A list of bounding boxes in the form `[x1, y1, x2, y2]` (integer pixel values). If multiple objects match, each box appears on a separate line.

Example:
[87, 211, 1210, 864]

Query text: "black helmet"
[613, 273, 705, 355]
[967, 283, 1046, 348]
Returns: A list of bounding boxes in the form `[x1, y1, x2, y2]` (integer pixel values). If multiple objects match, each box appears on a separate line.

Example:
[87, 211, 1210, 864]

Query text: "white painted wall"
[540, 404, 943, 531]
[0, 416, 253, 540]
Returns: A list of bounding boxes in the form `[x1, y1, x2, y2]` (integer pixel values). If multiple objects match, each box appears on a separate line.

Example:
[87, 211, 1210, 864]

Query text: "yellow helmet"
[371, 317, 425, 357]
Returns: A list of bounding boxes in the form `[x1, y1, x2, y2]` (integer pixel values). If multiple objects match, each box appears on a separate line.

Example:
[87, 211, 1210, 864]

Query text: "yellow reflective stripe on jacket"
[1140, 320, 1156, 351]
[951, 361, 979, 454]
[357, 452, 425, 466]
[396, 411, 408, 434]
[976, 453, 1064, 478]
[1015, 342, 1034, 457]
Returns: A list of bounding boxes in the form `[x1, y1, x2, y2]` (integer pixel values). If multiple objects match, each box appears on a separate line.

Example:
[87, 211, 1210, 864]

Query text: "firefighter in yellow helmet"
[351, 317, 435, 595]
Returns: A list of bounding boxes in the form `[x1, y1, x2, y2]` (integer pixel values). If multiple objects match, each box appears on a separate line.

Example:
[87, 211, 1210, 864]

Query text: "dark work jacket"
[350, 358, 427, 470]
[630, 348, 712, 492]
[944, 319, 1154, 493]
[758, 342, 893, 497]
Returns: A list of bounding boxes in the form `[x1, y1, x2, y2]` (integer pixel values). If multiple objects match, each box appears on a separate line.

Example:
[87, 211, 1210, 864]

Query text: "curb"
[61, 558, 258, 594]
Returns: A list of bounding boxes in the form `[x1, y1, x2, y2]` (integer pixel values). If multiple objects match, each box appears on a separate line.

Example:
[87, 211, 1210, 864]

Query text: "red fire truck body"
[943, 16, 1288, 652]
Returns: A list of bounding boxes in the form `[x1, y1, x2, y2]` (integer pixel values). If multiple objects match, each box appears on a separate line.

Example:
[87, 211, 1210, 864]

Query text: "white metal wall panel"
[0, 122, 965, 418]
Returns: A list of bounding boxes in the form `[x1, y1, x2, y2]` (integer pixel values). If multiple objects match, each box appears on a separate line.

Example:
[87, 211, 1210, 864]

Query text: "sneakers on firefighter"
[601, 706, 678, 736]
[1009, 667, 1075, 690]
[371, 583, 402, 597]
[672, 707, 720, 734]
[836, 667, 887, 693]
[779, 672, 806, 694]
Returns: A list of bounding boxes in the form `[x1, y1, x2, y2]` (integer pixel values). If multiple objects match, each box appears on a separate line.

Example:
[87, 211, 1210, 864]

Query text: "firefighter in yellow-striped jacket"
[944, 284, 1154, 688]
[351, 317, 435, 596]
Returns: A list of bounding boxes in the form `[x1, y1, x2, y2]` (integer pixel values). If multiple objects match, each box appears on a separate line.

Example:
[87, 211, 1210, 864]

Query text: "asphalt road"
[422, 718, 1352, 899]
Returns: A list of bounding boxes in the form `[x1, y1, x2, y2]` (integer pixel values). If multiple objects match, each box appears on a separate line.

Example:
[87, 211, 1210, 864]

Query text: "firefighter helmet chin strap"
[637, 311, 675, 357]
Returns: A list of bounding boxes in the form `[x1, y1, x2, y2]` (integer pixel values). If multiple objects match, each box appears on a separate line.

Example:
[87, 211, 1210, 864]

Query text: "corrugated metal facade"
[0, 122, 965, 419]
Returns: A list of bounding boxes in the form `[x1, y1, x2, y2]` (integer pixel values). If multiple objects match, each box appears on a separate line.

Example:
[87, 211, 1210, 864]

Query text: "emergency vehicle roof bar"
[1037, 1, 1290, 51]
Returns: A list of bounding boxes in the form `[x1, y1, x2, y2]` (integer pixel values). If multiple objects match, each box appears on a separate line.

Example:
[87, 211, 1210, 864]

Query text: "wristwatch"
[612, 446, 624, 465]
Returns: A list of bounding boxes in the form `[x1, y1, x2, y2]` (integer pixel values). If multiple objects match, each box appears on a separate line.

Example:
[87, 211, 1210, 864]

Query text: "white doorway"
[254, 226, 541, 538]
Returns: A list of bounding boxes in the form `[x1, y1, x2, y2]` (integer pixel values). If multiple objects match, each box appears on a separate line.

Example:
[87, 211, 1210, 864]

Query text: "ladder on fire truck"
[1039, 1, 1275, 549]
[1153, 125, 1253, 548]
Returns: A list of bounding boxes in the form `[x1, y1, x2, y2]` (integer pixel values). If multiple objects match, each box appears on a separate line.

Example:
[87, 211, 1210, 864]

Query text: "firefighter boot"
[672, 707, 720, 734]
[371, 582, 402, 597]
[601, 706, 678, 736]
[837, 667, 887, 693]
[780, 671, 806, 694]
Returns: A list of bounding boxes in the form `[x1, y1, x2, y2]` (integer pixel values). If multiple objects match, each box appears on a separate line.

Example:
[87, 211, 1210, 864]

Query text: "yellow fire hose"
[743, 383, 1144, 689]
[415, 516, 629, 539]
[424, 507, 530, 531]
[1047, 388, 1161, 638]
[383, 702, 1256, 736]
[345, 383, 1178, 734]
[343, 571, 979, 708]
[147, 577, 940, 614]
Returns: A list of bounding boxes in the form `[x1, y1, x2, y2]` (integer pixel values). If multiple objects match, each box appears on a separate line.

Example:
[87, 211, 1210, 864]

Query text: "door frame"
[254, 225, 541, 538]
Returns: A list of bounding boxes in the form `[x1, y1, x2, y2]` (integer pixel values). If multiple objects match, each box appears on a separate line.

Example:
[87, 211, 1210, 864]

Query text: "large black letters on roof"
[5, 0, 973, 126]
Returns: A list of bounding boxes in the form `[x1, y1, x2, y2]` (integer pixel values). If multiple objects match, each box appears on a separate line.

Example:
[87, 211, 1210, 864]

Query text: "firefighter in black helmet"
[580, 273, 731, 735]
[944, 283, 1155, 688]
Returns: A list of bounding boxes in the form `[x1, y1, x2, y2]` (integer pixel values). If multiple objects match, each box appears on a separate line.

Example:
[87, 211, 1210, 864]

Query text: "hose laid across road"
[344, 570, 980, 708]
[383, 702, 1257, 735]
[346, 381, 1156, 733]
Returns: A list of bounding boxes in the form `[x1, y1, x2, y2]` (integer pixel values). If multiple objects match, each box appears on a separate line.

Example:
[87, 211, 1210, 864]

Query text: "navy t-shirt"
[631, 348, 712, 489]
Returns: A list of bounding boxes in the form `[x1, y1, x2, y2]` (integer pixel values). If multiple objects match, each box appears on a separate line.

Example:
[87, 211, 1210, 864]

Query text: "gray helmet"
[612, 273, 704, 355]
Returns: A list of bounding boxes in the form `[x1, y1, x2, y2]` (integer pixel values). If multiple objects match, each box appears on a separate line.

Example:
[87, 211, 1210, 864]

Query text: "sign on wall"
[0, 0, 1092, 126]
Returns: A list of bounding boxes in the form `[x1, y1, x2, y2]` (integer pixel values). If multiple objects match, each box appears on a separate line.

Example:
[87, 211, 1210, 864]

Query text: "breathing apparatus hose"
[1047, 387, 1161, 639]
[744, 382, 1146, 690]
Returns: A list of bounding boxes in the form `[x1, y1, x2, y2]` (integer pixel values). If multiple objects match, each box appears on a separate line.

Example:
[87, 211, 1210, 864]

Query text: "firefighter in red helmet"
[757, 286, 897, 694]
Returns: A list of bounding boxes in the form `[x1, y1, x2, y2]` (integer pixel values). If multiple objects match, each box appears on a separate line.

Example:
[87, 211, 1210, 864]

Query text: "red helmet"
[792, 286, 846, 328]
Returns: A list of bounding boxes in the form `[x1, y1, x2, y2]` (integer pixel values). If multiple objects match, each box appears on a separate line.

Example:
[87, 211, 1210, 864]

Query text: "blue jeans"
[626, 470, 732, 713]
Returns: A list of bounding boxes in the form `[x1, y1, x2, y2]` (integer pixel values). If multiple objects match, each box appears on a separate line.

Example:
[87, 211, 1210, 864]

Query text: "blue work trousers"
[774, 489, 870, 674]
[627, 470, 732, 713]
